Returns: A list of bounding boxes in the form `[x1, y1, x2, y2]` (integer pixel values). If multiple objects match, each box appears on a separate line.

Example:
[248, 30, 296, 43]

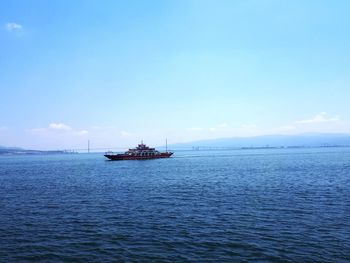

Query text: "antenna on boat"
[166, 138, 168, 153]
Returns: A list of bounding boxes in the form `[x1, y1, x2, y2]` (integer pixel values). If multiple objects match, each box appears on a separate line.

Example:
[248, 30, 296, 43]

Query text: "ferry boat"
[104, 141, 173, 160]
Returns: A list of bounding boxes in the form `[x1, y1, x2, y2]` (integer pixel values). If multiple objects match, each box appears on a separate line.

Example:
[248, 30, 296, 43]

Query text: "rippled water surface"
[1, 148, 350, 262]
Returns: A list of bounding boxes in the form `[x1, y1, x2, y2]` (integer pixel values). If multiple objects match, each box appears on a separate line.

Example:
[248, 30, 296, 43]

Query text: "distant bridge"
[62, 144, 349, 153]
[62, 145, 286, 153]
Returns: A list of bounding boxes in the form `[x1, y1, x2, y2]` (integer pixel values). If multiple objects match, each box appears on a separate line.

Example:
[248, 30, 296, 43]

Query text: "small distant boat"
[104, 141, 173, 161]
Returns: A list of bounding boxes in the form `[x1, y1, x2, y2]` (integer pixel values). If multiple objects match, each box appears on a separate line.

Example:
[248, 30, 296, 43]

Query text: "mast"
[166, 138, 168, 153]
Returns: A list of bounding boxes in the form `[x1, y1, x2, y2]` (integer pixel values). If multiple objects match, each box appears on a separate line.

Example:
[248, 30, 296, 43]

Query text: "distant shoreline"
[2, 145, 350, 156]
[0, 150, 77, 156]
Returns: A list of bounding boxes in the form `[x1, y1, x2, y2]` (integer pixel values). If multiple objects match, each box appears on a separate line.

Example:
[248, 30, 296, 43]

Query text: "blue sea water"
[0, 148, 350, 262]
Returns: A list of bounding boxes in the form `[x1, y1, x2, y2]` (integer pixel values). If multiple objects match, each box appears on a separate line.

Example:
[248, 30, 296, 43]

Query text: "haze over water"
[1, 148, 349, 262]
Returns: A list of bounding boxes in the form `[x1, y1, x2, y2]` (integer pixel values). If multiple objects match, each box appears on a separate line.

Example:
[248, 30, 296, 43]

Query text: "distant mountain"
[169, 133, 350, 149]
[0, 145, 23, 150]
[0, 146, 71, 155]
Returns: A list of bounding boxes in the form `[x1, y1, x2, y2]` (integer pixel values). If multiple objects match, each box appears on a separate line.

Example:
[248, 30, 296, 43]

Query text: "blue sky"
[1, 0, 350, 150]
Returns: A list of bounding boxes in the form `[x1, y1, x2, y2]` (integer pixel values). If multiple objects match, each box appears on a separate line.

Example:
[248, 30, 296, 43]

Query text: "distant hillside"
[0, 146, 23, 150]
[0, 146, 71, 155]
[169, 133, 350, 149]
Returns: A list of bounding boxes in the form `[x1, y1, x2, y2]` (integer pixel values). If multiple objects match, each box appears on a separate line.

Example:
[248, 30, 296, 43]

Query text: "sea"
[0, 147, 349, 262]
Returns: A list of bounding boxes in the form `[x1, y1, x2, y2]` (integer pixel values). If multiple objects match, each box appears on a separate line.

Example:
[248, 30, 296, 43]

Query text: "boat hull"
[104, 152, 173, 161]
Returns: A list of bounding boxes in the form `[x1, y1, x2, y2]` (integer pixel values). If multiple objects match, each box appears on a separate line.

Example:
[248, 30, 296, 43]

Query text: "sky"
[1, 0, 350, 150]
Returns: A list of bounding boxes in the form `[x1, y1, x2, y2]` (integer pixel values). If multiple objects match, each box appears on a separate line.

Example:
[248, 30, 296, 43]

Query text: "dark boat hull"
[104, 152, 173, 161]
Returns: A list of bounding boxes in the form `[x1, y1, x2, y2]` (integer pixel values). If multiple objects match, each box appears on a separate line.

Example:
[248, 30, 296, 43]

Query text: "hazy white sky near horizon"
[1, 0, 350, 150]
